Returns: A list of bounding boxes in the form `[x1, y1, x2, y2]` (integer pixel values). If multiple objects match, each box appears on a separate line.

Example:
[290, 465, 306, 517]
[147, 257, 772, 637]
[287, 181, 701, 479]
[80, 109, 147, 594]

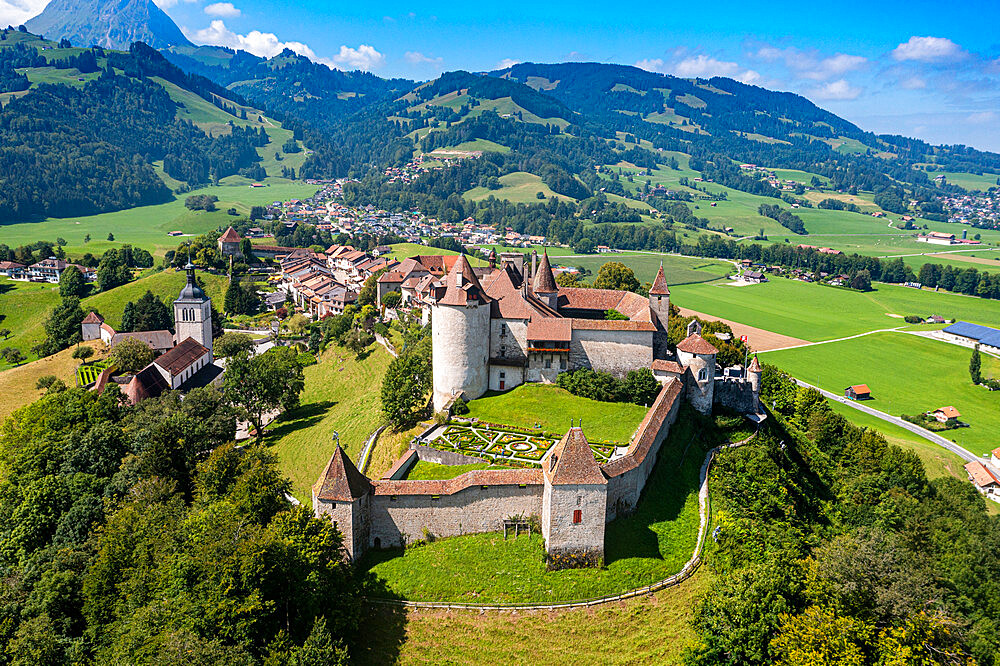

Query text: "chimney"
[531, 250, 537, 284]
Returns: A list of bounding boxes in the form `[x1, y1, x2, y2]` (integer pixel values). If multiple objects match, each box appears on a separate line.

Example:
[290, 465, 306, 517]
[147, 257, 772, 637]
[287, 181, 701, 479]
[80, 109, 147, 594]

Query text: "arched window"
[698, 368, 708, 381]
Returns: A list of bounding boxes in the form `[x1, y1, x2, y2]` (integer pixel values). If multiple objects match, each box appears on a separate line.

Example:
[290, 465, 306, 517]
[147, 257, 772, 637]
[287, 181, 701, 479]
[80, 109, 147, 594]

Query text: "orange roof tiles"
[677, 333, 718, 355]
[649, 263, 670, 295]
[314, 445, 374, 501]
[547, 428, 607, 485]
[965, 461, 1000, 488]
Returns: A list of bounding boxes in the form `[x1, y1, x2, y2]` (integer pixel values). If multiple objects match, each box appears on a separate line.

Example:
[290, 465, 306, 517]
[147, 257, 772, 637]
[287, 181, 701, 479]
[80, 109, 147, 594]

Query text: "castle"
[313, 251, 762, 567]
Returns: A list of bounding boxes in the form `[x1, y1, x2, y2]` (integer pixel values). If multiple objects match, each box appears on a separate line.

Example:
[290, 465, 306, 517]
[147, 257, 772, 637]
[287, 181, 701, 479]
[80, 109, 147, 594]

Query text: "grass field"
[266, 343, 393, 502]
[557, 252, 732, 285]
[465, 171, 576, 204]
[826, 400, 968, 482]
[0, 340, 106, 422]
[80, 269, 228, 330]
[0, 278, 63, 368]
[762, 332, 1000, 456]
[358, 569, 707, 666]
[464, 384, 648, 443]
[385, 243, 487, 266]
[0, 182, 318, 259]
[672, 277, 1000, 342]
[362, 410, 704, 603]
[934, 171, 1000, 192]
[403, 460, 501, 480]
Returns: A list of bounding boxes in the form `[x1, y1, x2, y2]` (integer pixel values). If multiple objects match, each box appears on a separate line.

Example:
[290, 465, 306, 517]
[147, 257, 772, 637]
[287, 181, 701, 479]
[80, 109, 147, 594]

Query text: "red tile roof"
[547, 427, 607, 485]
[82, 311, 104, 324]
[677, 333, 718, 355]
[934, 406, 961, 419]
[965, 461, 1000, 488]
[154, 337, 209, 376]
[124, 364, 170, 405]
[649, 263, 670, 295]
[527, 317, 572, 342]
[651, 359, 685, 374]
[848, 384, 871, 394]
[532, 252, 557, 294]
[219, 227, 242, 243]
[571, 318, 656, 332]
[313, 445, 374, 501]
[748, 355, 761, 372]
[436, 254, 491, 306]
[374, 468, 542, 496]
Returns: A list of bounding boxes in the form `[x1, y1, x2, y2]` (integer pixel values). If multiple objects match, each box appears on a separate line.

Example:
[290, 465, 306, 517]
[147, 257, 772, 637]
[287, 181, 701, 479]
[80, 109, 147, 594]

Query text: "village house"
[845, 384, 872, 400]
[931, 406, 961, 424]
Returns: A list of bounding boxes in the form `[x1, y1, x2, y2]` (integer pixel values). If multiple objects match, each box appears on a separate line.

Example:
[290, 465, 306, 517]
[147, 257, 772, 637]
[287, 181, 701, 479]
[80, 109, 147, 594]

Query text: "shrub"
[903, 315, 923, 324]
[35, 375, 58, 390]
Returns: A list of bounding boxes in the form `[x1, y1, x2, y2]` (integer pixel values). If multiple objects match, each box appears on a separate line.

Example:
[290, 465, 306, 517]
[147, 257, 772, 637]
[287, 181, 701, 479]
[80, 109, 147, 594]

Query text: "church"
[430, 250, 733, 414]
[82, 262, 216, 404]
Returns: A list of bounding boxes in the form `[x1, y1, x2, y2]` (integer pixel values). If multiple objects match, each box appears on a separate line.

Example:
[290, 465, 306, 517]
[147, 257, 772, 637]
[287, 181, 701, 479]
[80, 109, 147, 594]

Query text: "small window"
[576, 496, 582, 506]
[545, 359, 551, 369]
[499, 371, 505, 379]
[698, 368, 708, 381]
[560, 358, 567, 370]
[573, 510, 582, 524]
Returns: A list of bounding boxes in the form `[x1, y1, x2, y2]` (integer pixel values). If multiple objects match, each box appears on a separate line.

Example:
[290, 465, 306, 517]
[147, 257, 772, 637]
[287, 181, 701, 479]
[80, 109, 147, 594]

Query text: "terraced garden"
[75, 360, 111, 387]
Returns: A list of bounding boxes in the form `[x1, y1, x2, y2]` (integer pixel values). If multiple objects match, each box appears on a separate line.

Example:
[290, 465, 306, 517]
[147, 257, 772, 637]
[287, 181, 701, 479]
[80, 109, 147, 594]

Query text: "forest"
[687, 366, 1000, 664]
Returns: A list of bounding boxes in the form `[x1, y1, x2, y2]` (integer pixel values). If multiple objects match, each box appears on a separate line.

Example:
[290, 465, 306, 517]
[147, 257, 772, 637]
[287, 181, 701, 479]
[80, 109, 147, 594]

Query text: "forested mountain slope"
[0, 32, 298, 220]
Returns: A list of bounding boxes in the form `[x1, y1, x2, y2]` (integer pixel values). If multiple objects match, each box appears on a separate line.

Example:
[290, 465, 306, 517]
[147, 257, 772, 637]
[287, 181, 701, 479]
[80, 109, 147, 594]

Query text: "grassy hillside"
[0, 278, 63, 368]
[0, 182, 318, 259]
[80, 269, 227, 330]
[266, 344, 394, 502]
[762, 332, 1000, 456]
[560, 252, 731, 285]
[465, 171, 576, 204]
[0, 340, 106, 422]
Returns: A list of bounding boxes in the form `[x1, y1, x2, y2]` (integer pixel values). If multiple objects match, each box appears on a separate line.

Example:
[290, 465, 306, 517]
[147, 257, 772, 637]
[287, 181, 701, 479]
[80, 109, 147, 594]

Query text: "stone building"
[218, 227, 244, 258]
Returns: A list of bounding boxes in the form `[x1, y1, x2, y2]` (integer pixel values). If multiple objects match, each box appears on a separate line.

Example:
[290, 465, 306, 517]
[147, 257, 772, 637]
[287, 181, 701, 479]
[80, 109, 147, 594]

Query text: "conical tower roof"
[436, 254, 491, 306]
[533, 251, 558, 294]
[313, 445, 373, 501]
[548, 427, 606, 486]
[649, 262, 670, 295]
[677, 332, 718, 355]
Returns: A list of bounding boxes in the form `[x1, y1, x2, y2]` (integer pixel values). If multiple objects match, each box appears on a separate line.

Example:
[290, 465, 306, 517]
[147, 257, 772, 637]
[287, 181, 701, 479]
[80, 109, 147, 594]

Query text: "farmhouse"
[916, 231, 957, 245]
[931, 406, 961, 424]
[942, 321, 1000, 354]
[845, 384, 871, 400]
[964, 461, 1000, 500]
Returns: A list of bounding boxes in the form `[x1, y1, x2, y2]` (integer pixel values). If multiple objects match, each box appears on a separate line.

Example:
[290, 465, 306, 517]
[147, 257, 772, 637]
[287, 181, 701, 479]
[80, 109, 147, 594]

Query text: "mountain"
[25, 0, 191, 50]
[0, 33, 297, 220]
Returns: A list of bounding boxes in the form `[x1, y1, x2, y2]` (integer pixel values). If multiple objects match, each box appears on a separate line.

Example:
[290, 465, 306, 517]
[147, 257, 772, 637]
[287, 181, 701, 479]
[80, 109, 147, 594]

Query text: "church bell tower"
[173, 262, 213, 356]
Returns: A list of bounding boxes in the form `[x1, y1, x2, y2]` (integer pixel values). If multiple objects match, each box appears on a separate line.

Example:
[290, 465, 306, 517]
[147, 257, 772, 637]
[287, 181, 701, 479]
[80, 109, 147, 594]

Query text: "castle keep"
[313, 251, 762, 566]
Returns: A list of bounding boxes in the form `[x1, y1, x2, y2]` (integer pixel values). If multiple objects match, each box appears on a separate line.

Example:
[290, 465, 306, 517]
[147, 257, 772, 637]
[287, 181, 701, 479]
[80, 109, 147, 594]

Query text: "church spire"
[649, 262, 670, 295]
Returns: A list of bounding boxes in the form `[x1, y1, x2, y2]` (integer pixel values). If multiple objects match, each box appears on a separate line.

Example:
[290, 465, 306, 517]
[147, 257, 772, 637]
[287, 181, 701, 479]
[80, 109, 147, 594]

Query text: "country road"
[791, 379, 979, 464]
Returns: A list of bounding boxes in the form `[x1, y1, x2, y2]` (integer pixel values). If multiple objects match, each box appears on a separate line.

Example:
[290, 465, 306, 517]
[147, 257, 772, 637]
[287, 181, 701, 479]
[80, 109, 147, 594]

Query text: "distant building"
[931, 406, 961, 424]
[845, 384, 871, 400]
[942, 322, 1000, 354]
[218, 227, 244, 258]
[964, 461, 1000, 499]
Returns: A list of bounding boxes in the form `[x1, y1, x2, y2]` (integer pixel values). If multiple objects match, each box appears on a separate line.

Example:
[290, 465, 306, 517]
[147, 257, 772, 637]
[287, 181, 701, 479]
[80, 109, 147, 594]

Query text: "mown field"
[672, 277, 1000, 342]
[762, 332, 1000, 456]
[0, 340, 106, 422]
[385, 243, 488, 265]
[362, 410, 704, 603]
[558, 252, 731, 285]
[266, 344, 393, 502]
[0, 182, 318, 259]
[465, 171, 575, 204]
[464, 384, 648, 443]
[358, 570, 708, 666]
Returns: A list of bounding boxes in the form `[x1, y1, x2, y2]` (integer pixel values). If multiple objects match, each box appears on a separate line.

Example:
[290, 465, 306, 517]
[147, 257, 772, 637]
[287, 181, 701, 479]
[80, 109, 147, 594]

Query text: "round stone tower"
[747, 354, 762, 410]
[431, 255, 492, 412]
[676, 323, 718, 415]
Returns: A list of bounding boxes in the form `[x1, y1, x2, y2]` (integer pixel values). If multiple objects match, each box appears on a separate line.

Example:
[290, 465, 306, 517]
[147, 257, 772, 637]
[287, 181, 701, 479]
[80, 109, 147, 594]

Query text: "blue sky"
[6, 0, 1000, 150]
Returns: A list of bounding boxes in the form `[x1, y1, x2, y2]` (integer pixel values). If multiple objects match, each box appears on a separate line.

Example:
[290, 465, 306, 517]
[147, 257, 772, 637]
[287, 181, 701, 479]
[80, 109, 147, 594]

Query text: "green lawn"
[385, 243, 487, 265]
[0, 182, 318, 259]
[762, 332, 1000, 456]
[403, 460, 500, 480]
[672, 277, 1000, 341]
[81, 270, 227, 330]
[266, 344, 393, 502]
[362, 410, 704, 603]
[933, 171, 1000, 192]
[465, 384, 648, 443]
[0, 278, 62, 368]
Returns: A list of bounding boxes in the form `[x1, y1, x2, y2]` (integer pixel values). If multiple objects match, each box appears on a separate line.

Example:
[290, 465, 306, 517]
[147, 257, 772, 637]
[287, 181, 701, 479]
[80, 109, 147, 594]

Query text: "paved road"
[793, 379, 978, 464]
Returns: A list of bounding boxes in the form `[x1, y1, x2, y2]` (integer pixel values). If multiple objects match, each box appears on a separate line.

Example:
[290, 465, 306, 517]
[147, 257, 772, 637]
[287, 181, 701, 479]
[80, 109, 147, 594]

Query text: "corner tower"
[649, 262, 670, 358]
[676, 321, 717, 415]
[173, 262, 213, 356]
[532, 251, 559, 310]
[431, 255, 492, 412]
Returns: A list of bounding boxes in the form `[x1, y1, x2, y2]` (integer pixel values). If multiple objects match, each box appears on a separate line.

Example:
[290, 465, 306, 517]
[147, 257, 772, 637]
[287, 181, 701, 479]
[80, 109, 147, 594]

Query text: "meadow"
[266, 344, 393, 502]
[464, 384, 648, 443]
[558, 252, 731, 285]
[0, 182, 318, 259]
[465, 171, 575, 204]
[761, 332, 1000, 456]
[0, 340, 106, 421]
[362, 410, 703, 603]
[671, 277, 1000, 342]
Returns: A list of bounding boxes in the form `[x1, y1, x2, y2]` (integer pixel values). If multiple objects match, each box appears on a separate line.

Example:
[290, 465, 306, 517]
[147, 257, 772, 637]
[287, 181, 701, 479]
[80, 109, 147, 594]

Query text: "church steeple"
[173, 262, 213, 357]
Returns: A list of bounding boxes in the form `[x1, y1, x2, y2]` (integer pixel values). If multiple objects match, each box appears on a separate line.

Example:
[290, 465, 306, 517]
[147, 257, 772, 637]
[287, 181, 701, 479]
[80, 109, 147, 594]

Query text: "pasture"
[465, 171, 576, 204]
[0, 182, 318, 259]
[266, 343, 393, 502]
[762, 332, 1000, 456]
[0, 340, 106, 422]
[672, 277, 1000, 342]
[0, 278, 62, 368]
[556, 252, 731, 285]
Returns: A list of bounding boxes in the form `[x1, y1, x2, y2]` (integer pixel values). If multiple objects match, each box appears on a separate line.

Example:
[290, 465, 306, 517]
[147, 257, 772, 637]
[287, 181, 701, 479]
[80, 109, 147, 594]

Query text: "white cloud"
[496, 58, 520, 69]
[204, 2, 240, 18]
[405, 51, 442, 65]
[329, 44, 385, 71]
[900, 76, 926, 90]
[0, 0, 48, 26]
[640, 54, 760, 84]
[751, 46, 865, 80]
[186, 20, 384, 71]
[968, 111, 997, 124]
[809, 78, 862, 100]
[892, 36, 962, 62]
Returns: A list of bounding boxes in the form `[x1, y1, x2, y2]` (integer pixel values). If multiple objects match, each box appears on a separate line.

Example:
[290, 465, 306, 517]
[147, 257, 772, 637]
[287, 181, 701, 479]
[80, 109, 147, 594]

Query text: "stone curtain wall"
[714, 378, 758, 413]
[569, 329, 653, 378]
[369, 483, 543, 547]
[603, 378, 683, 520]
[411, 443, 490, 467]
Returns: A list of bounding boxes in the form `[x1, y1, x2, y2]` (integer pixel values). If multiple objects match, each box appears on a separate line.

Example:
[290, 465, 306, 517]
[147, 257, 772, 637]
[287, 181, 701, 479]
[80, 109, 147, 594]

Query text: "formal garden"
[75, 359, 112, 387]
[418, 421, 621, 466]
